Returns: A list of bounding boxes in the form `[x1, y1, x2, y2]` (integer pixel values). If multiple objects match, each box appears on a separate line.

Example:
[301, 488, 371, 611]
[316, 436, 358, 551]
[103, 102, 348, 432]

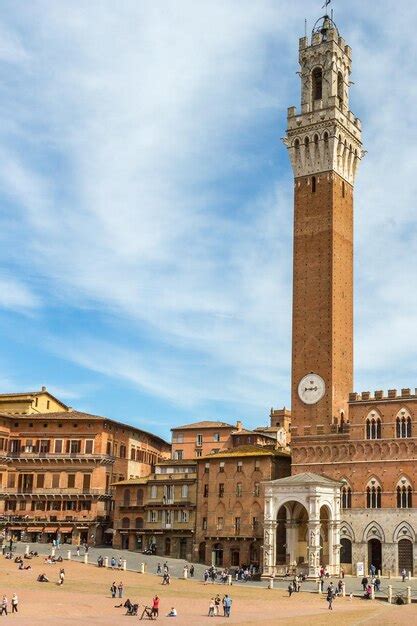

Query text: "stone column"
[286, 520, 300, 567]
[262, 520, 277, 577]
[328, 520, 341, 576]
[307, 521, 321, 578]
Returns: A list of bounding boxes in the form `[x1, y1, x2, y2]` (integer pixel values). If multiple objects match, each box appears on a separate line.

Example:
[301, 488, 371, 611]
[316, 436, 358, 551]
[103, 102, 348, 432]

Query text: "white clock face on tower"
[298, 373, 325, 405]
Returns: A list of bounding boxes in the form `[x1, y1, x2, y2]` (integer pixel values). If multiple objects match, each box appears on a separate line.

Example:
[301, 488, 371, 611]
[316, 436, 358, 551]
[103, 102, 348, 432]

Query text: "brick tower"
[284, 16, 363, 442]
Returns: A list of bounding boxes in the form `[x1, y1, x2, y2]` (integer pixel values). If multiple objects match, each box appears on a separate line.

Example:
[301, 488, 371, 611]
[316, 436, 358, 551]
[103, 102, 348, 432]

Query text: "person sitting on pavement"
[167, 607, 177, 617]
[37, 573, 49, 582]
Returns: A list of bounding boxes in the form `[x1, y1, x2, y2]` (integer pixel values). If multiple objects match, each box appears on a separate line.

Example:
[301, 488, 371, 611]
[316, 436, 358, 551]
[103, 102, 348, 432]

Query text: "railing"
[8, 452, 114, 461]
[0, 488, 110, 496]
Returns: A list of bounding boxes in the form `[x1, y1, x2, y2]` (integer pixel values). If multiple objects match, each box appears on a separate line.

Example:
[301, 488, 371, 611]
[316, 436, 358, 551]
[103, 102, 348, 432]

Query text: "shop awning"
[43, 527, 58, 533]
[104, 528, 116, 534]
[7, 526, 21, 531]
[26, 527, 43, 532]
[76, 526, 89, 530]
[59, 528, 73, 534]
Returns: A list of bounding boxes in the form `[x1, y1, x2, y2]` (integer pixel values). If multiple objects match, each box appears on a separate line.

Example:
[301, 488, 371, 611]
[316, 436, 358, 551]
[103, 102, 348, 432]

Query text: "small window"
[217, 517, 224, 531]
[67, 474, 76, 489]
[36, 474, 45, 489]
[196, 434, 203, 446]
[312, 67, 323, 100]
[323, 132, 329, 143]
[202, 517, 207, 530]
[52, 473, 60, 488]
[213, 433, 220, 442]
[150, 485, 157, 499]
[314, 133, 319, 144]
[312, 176, 316, 193]
[294, 138, 300, 150]
[218, 483, 224, 498]
[203, 484, 209, 497]
[204, 463, 210, 473]
[236, 483, 242, 497]
[254, 459, 260, 470]
[54, 439, 63, 454]
[181, 484, 189, 499]
[85, 440, 94, 454]
[254, 482, 260, 497]
[195, 449, 202, 457]
[46, 400, 50, 409]
[219, 462, 225, 473]
[237, 461, 243, 472]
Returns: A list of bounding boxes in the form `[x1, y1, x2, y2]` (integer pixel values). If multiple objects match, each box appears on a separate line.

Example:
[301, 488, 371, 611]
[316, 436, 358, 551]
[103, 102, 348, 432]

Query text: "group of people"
[0, 594, 18, 615]
[110, 581, 124, 598]
[287, 574, 303, 595]
[208, 594, 232, 617]
[156, 561, 172, 585]
[110, 556, 124, 570]
[361, 574, 381, 598]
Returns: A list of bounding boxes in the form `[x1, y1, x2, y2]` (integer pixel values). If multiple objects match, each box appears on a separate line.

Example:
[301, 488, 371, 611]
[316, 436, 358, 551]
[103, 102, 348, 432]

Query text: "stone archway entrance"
[398, 539, 413, 574]
[263, 472, 342, 578]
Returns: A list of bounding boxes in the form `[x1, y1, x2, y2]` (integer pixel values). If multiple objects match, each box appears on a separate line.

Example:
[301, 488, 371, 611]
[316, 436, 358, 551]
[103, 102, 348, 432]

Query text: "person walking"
[110, 582, 117, 598]
[111, 557, 116, 570]
[157, 562, 162, 575]
[118, 582, 124, 598]
[0, 595, 8, 616]
[375, 576, 381, 592]
[76, 546, 80, 557]
[204, 569, 209, 584]
[118, 557, 123, 570]
[327, 586, 334, 611]
[223, 594, 232, 618]
[361, 576, 368, 591]
[11, 594, 18, 614]
[189, 564, 195, 578]
[208, 598, 215, 617]
[370, 563, 376, 577]
[401, 568, 407, 582]
[59, 568, 65, 585]
[288, 582, 294, 597]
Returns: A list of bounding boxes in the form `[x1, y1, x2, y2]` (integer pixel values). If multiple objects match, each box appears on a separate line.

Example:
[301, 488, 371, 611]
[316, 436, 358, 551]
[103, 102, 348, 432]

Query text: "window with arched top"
[136, 488, 144, 506]
[294, 138, 300, 150]
[396, 409, 412, 438]
[312, 67, 323, 101]
[135, 516, 144, 529]
[397, 478, 412, 508]
[323, 132, 329, 143]
[123, 488, 131, 506]
[366, 479, 382, 509]
[341, 483, 352, 509]
[337, 71, 344, 105]
[365, 412, 382, 440]
[121, 516, 130, 528]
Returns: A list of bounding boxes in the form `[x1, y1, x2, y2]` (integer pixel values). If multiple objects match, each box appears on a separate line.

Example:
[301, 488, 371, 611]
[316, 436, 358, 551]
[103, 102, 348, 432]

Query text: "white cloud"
[2, 1, 417, 421]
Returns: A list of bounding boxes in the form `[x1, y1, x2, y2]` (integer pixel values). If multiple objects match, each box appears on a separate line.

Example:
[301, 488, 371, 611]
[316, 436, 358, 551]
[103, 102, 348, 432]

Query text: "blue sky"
[1, 0, 417, 442]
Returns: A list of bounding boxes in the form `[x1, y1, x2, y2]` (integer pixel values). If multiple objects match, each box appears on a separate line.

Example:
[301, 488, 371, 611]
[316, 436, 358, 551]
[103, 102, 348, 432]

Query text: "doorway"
[368, 539, 382, 573]
[179, 538, 187, 559]
[398, 539, 413, 574]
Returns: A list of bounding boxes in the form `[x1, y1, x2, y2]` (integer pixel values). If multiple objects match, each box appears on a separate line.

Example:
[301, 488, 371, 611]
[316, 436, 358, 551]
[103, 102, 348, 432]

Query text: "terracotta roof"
[0, 410, 170, 447]
[230, 429, 255, 436]
[171, 420, 234, 431]
[200, 445, 290, 459]
[111, 477, 150, 486]
[0, 390, 69, 409]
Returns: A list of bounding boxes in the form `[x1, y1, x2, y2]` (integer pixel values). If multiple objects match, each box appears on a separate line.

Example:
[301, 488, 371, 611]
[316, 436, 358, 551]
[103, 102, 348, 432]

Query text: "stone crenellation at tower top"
[283, 15, 364, 184]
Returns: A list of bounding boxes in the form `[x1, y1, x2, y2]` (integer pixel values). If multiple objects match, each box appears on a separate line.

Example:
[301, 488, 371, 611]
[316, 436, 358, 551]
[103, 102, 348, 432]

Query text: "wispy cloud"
[1, 1, 417, 431]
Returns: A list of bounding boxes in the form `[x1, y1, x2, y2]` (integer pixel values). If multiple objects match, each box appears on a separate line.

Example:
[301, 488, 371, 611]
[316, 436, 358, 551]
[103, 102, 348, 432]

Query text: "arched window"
[135, 516, 144, 529]
[313, 134, 319, 145]
[366, 479, 382, 509]
[396, 409, 412, 438]
[365, 412, 382, 440]
[304, 136, 309, 147]
[121, 516, 130, 529]
[340, 538, 352, 564]
[294, 138, 300, 150]
[312, 176, 316, 193]
[312, 67, 323, 101]
[323, 131, 329, 143]
[123, 488, 130, 506]
[341, 484, 352, 509]
[337, 71, 344, 105]
[136, 488, 143, 506]
[396, 477, 412, 508]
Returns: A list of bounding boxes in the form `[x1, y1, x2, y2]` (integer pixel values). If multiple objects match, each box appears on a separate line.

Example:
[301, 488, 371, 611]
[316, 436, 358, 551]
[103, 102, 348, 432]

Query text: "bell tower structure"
[284, 15, 364, 441]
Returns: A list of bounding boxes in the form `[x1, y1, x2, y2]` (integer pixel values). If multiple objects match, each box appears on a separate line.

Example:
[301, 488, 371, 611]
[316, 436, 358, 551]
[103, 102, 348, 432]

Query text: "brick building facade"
[0, 403, 170, 545]
[113, 459, 196, 559]
[195, 446, 290, 569]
